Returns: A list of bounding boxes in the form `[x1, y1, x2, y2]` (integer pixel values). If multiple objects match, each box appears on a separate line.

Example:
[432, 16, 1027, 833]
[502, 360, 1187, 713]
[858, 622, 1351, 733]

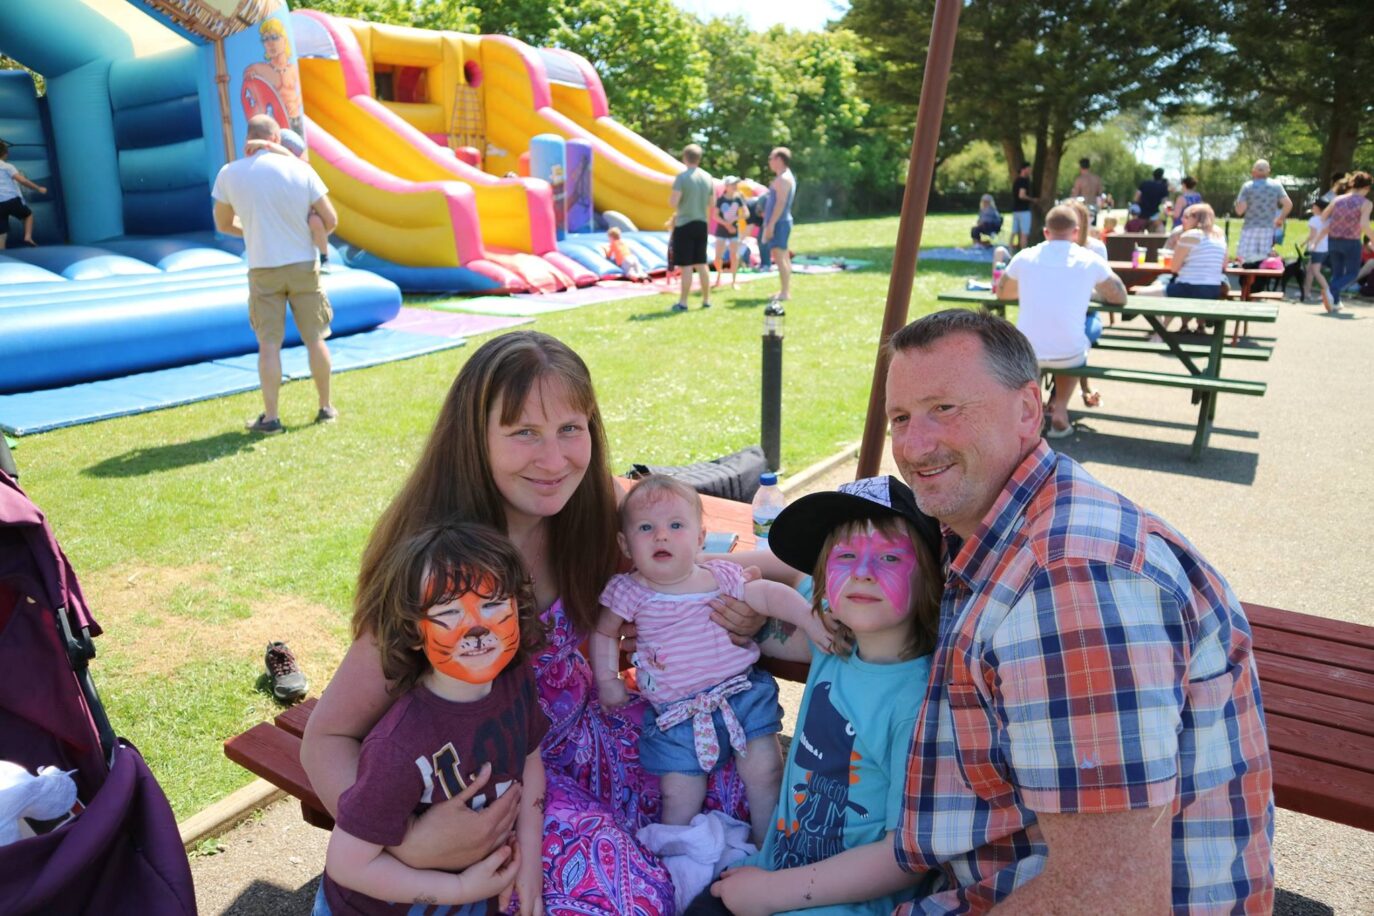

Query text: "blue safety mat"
[0, 328, 466, 435]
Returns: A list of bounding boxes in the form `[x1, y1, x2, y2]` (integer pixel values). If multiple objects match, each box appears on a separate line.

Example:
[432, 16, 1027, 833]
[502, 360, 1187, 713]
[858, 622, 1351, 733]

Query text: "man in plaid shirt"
[883, 309, 1274, 913]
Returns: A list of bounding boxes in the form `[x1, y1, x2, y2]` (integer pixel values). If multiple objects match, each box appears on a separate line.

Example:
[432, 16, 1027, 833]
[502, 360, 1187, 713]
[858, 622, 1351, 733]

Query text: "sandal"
[1081, 389, 1102, 408]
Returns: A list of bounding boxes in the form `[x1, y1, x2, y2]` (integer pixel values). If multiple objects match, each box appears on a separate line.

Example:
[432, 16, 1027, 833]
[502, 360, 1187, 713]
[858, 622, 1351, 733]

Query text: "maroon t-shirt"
[323, 664, 549, 915]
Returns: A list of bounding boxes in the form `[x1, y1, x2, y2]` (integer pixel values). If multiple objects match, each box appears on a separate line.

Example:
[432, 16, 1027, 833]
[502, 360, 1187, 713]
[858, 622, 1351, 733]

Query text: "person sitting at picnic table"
[301, 331, 763, 916]
[970, 193, 1003, 246]
[1124, 202, 1149, 233]
[1234, 158, 1292, 266]
[995, 204, 1127, 438]
[1163, 202, 1228, 333]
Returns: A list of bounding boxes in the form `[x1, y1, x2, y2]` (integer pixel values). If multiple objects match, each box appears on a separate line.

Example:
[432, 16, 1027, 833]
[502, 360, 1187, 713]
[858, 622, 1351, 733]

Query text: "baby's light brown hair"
[620, 475, 702, 532]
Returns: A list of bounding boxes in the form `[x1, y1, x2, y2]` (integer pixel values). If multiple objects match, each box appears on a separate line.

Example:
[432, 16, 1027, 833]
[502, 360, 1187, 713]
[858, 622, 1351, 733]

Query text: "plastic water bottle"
[992, 257, 1008, 286]
[752, 472, 784, 551]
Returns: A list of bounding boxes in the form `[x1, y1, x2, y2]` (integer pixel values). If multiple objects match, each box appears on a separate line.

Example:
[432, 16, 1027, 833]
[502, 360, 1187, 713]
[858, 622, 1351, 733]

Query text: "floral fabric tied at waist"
[655, 673, 752, 771]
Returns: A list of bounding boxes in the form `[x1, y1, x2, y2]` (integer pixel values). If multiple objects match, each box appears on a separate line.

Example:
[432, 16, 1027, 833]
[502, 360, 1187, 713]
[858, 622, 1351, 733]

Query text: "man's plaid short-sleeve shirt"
[895, 443, 1274, 913]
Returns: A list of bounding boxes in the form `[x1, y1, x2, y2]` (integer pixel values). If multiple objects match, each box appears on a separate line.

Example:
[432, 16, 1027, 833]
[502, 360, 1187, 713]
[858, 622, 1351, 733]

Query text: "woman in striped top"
[1164, 203, 1228, 333]
[1321, 171, 1372, 311]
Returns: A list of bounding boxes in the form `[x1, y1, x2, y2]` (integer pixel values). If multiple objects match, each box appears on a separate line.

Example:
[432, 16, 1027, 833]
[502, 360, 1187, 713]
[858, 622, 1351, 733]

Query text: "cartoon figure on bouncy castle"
[241, 17, 304, 137]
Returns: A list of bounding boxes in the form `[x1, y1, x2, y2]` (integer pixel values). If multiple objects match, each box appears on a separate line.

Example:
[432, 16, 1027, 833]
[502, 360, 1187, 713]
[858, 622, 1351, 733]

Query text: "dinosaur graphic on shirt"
[772, 681, 867, 869]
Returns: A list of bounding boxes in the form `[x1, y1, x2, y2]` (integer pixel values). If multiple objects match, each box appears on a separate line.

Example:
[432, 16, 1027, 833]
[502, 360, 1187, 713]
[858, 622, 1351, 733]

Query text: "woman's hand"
[393, 762, 521, 870]
[709, 589, 767, 647]
[710, 865, 777, 916]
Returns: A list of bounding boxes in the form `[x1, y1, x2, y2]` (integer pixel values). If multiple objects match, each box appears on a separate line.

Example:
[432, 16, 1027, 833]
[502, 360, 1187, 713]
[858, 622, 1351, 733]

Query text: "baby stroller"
[0, 470, 196, 914]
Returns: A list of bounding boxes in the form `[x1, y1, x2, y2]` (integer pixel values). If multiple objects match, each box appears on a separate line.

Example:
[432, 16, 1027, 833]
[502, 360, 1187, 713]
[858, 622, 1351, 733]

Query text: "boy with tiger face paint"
[322, 523, 550, 916]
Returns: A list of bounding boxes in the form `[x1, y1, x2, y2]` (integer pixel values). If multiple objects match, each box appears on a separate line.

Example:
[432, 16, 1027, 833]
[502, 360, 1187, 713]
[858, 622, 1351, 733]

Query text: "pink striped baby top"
[600, 559, 758, 708]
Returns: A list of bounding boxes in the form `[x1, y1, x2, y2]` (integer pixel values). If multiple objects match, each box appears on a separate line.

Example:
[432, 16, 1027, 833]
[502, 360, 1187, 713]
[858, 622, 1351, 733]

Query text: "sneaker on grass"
[245, 414, 283, 435]
[265, 641, 308, 704]
[315, 406, 339, 424]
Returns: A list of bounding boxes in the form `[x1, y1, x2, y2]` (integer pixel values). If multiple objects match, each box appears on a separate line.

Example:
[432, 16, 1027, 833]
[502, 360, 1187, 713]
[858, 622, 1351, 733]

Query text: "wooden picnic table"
[224, 490, 1374, 834]
[939, 289, 1277, 459]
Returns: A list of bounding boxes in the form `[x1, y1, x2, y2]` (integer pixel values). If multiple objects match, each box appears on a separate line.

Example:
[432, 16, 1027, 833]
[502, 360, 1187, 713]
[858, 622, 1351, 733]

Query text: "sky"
[672, 0, 849, 31]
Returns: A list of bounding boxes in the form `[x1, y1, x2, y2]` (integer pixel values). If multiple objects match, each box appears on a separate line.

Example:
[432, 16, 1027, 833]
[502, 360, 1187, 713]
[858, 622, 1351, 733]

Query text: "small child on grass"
[321, 522, 548, 916]
[592, 475, 832, 846]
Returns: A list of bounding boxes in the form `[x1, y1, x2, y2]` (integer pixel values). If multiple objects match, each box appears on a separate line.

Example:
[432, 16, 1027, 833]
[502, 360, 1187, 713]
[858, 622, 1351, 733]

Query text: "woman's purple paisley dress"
[534, 599, 748, 915]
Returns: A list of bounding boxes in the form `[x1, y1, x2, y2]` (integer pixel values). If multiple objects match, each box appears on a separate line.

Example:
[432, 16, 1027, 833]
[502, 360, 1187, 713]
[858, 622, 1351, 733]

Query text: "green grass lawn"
[14, 210, 1312, 818]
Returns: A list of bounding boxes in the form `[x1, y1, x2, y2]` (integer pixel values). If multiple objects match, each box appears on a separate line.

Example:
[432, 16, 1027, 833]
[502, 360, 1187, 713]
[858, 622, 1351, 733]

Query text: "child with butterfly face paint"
[323, 523, 550, 916]
[592, 475, 833, 847]
[686, 476, 943, 916]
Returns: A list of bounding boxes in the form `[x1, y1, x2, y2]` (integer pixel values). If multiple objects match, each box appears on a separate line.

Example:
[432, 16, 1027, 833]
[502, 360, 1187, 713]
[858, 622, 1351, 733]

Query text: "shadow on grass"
[728, 297, 782, 310]
[84, 431, 269, 479]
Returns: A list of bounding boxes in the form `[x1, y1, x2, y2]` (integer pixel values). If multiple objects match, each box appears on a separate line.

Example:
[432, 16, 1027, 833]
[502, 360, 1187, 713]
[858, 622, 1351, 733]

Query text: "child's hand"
[597, 678, 630, 708]
[710, 865, 775, 916]
[804, 616, 834, 654]
[462, 839, 519, 904]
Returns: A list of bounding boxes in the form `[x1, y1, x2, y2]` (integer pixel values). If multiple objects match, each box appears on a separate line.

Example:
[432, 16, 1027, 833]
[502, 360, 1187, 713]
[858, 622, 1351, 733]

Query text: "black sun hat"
[768, 475, 941, 575]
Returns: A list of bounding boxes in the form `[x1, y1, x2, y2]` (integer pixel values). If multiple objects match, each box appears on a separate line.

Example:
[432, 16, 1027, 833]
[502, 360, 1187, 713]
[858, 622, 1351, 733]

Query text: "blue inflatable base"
[0, 328, 466, 435]
[0, 237, 402, 394]
[558, 230, 669, 278]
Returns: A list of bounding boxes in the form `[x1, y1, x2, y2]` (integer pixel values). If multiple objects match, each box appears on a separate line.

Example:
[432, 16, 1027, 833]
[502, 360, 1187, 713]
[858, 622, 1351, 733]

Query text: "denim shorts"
[1309, 250, 1327, 265]
[1011, 210, 1031, 237]
[641, 668, 782, 775]
[770, 217, 793, 249]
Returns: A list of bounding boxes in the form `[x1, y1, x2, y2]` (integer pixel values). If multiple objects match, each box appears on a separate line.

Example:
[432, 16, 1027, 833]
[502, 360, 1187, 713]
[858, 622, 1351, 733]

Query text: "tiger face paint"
[420, 580, 519, 685]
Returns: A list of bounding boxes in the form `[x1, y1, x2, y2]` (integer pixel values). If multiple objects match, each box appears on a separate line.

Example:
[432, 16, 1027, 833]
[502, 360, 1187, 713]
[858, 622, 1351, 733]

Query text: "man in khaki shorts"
[212, 114, 339, 434]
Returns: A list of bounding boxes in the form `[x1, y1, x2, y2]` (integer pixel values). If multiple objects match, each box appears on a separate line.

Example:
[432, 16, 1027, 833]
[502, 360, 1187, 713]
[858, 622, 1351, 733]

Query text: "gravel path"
[192, 296, 1373, 913]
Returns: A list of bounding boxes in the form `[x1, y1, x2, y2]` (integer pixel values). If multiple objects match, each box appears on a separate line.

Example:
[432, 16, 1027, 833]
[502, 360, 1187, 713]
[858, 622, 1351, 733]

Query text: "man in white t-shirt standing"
[212, 115, 339, 434]
[996, 204, 1126, 438]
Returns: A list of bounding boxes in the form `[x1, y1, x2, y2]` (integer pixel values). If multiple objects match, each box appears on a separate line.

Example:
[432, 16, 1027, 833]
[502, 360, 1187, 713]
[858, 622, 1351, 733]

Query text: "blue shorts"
[1011, 210, 1031, 237]
[641, 668, 782, 775]
[770, 218, 792, 250]
[1309, 251, 1327, 265]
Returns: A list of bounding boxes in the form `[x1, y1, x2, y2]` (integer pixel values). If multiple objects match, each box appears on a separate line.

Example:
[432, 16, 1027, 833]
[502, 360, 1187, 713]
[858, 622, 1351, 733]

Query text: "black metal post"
[761, 302, 785, 472]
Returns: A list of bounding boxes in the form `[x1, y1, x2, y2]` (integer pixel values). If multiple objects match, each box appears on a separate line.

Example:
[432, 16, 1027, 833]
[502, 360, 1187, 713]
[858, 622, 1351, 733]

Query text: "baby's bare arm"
[742, 579, 831, 652]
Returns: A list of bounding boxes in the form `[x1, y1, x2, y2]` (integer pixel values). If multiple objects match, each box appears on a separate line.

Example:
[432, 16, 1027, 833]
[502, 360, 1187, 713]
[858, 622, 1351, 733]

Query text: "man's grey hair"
[888, 308, 1039, 390]
[246, 114, 280, 142]
[1252, 158, 1271, 175]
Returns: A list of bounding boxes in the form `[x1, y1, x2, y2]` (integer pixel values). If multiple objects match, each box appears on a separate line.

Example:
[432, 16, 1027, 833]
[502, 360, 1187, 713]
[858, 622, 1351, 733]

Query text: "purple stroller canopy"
[0, 471, 195, 914]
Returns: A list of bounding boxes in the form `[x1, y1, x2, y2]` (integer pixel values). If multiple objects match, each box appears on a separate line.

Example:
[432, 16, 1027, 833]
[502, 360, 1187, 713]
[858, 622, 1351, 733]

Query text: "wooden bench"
[224, 600, 1374, 834]
[1091, 337, 1273, 361]
[1045, 364, 1267, 398]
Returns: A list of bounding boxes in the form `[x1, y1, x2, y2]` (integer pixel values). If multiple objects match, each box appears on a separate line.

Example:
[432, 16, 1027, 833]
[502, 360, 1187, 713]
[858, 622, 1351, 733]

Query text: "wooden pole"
[855, 0, 961, 479]
[213, 39, 236, 163]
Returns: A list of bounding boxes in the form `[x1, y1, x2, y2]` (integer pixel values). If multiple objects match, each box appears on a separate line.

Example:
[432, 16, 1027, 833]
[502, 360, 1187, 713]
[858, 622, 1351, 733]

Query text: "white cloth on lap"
[637, 811, 756, 911]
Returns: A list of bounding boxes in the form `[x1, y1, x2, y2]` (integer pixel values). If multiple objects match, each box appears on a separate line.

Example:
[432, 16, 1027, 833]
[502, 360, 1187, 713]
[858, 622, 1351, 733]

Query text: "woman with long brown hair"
[303, 331, 747, 913]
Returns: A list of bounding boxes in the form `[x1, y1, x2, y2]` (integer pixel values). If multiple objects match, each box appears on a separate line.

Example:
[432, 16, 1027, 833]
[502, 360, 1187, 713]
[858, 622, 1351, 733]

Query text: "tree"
[692, 18, 791, 182]
[844, 0, 1216, 230]
[287, 0, 480, 32]
[538, 0, 708, 150]
[1214, 0, 1374, 187]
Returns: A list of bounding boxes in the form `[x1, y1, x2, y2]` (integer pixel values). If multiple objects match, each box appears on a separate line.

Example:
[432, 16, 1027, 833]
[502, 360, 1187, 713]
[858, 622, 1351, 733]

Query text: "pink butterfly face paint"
[825, 528, 918, 623]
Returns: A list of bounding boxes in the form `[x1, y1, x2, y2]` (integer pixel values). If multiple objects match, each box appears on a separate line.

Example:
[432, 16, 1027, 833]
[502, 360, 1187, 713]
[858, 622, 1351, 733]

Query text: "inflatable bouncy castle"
[0, 1, 702, 396]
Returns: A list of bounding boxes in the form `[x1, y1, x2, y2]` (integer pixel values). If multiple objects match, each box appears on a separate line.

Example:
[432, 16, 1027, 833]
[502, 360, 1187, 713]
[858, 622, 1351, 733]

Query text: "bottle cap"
[759, 472, 778, 486]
